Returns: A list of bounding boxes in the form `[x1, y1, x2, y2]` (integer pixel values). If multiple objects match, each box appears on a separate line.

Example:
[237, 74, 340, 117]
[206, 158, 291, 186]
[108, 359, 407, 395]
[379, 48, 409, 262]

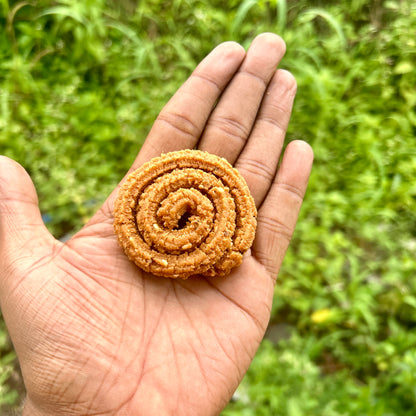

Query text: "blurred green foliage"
[1, 0, 416, 414]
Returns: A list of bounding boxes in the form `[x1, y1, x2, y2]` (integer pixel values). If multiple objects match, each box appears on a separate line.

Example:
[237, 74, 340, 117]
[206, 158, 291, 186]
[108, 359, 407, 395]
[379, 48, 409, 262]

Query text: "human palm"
[0, 34, 313, 416]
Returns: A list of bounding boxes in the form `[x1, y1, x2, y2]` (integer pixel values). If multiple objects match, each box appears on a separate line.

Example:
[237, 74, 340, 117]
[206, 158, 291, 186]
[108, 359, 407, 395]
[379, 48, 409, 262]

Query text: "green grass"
[1, 0, 416, 414]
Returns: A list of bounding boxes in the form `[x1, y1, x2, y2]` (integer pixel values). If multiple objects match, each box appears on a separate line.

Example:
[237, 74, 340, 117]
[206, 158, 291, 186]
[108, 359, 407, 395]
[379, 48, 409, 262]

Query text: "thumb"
[0, 156, 54, 276]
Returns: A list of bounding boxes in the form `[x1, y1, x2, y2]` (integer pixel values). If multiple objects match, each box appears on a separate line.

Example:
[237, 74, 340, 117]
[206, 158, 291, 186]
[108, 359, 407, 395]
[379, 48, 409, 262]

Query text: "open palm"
[0, 34, 313, 416]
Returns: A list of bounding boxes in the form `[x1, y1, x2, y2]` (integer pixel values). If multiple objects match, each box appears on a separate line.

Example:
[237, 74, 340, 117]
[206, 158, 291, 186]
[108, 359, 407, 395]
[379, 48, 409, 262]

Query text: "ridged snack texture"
[113, 149, 257, 279]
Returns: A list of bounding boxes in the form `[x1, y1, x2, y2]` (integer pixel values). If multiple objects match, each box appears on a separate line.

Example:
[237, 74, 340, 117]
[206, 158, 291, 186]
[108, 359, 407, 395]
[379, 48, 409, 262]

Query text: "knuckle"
[156, 111, 200, 139]
[237, 157, 275, 183]
[257, 216, 293, 244]
[207, 115, 249, 143]
[275, 182, 305, 201]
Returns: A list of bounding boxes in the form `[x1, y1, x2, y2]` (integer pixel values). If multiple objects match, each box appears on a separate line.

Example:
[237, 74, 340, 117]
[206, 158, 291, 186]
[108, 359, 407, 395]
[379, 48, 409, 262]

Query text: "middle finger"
[197, 33, 286, 163]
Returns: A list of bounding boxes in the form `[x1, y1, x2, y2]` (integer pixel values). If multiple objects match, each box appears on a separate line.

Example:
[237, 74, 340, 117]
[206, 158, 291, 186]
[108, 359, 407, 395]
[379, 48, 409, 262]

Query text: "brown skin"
[0, 33, 313, 416]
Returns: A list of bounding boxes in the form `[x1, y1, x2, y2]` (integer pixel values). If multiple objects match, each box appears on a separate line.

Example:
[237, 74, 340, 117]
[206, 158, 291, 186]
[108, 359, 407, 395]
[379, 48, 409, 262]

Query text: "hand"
[0, 33, 313, 416]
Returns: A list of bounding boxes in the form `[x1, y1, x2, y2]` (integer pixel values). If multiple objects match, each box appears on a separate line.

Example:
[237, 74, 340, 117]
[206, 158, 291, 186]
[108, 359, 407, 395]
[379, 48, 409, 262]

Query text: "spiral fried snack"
[113, 149, 257, 279]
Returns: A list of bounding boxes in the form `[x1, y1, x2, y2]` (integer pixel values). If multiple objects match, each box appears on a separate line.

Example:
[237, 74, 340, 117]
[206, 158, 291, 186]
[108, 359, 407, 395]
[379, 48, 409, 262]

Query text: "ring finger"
[235, 69, 297, 207]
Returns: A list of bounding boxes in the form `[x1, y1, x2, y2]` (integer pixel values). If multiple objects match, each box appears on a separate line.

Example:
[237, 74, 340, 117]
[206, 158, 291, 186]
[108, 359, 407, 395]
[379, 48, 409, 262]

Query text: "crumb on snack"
[113, 149, 257, 279]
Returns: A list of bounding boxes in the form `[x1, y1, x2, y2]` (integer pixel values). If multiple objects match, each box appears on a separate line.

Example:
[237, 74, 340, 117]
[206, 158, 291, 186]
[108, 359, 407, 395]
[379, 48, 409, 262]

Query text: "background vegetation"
[1, 0, 415, 414]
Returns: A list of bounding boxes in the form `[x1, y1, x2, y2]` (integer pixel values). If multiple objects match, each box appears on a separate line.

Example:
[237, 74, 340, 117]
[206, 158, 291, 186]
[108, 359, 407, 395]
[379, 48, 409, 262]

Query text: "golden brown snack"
[113, 149, 257, 279]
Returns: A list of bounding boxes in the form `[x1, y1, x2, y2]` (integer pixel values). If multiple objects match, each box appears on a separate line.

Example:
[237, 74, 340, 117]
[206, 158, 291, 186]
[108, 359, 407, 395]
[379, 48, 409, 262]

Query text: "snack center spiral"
[113, 149, 257, 279]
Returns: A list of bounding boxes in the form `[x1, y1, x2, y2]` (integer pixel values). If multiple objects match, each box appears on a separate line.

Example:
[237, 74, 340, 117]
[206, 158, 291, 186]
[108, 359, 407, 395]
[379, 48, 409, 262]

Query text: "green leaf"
[394, 61, 414, 74]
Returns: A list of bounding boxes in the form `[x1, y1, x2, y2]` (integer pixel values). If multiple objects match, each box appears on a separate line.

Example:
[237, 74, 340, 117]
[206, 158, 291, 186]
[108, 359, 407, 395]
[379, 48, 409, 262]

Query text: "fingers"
[198, 33, 286, 163]
[130, 41, 246, 172]
[89, 33, 288, 228]
[252, 141, 313, 280]
[235, 69, 297, 207]
[89, 42, 245, 225]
